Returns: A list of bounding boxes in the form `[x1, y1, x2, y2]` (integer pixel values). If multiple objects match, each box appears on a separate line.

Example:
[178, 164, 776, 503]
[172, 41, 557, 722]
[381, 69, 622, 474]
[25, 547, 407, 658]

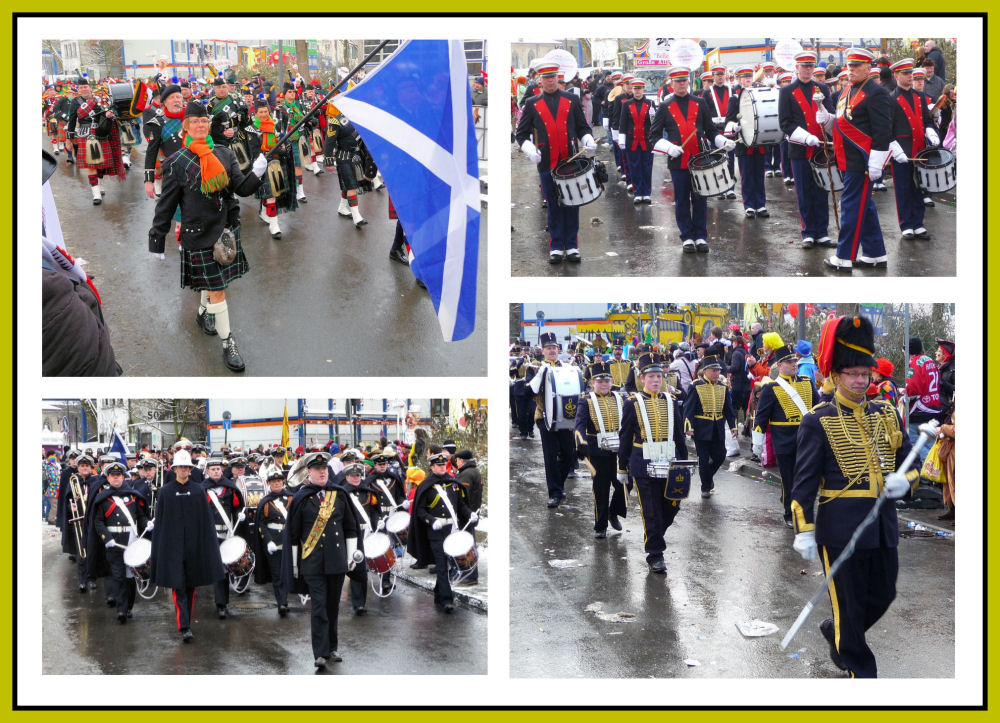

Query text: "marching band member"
[910, 68, 938, 208]
[43, 86, 64, 155]
[751, 344, 818, 526]
[888, 58, 937, 240]
[610, 74, 635, 190]
[515, 61, 596, 264]
[649, 66, 736, 254]
[246, 98, 297, 239]
[617, 353, 689, 573]
[254, 468, 292, 617]
[150, 449, 227, 643]
[575, 360, 628, 538]
[453, 449, 483, 585]
[524, 332, 580, 508]
[344, 462, 378, 615]
[702, 63, 737, 198]
[618, 78, 656, 204]
[87, 461, 151, 623]
[791, 315, 917, 677]
[608, 344, 631, 389]
[323, 100, 370, 228]
[66, 77, 126, 205]
[776, 72, 796, 185]
[143, 83, 185, 201]
[61, 455, 97, 591]
[276, 83, 308, 204]
[510, 346, 537, 439]
[207, 76, 244, 151]
[778, 51, 835, 249]
[816, 48, 893, 272]
[726, 65, 769, 219]
[407, 453, 476, 612]
[282, 451, 360, 667]
[131, 456, 157, 502]
[203, 455, 245, 619]
[148, 100, 267, 373]
[682, 355, 737, 497]
[366, 451, 406, 510]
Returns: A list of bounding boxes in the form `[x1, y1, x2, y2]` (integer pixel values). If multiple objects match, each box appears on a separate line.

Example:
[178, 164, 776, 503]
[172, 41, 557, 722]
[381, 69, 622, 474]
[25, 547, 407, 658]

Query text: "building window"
[362, 39, 400, 65]
[174, 40, 185, 55]
[430, 400, 449, 417]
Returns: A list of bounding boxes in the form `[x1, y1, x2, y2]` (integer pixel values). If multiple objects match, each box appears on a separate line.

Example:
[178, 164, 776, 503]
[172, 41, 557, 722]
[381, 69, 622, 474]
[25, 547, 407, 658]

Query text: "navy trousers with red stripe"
[791, 158, 830, 239]
[669, 169, 708, 241]
[626, 148, 653, 197]
[538, 170, 580, 252]
[835, 171, 885, 261]
[890, 160, 925, 231]
[738, 153, 767, 210]
[780, 140, 793, 179]
[172, 586, 196, 630]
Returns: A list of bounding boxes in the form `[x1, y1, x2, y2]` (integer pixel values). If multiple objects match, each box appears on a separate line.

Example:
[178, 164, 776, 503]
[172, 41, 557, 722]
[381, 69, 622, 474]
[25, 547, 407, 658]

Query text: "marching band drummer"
[682, 355, 737, 498]
[86, 460, 151, 624]
[515, 60, 597, 265]
[777, 50, 835, 249]
[344, 462, 378, 615]
[618, 78, 656, 204]
[254, 468, 292, 618]
[203, 454, 246, 620]
[366, 450, 407, 511]
[888, 58, 938, 241]
[725, 65, 770, 219]
[702, 63, 738, 198]
[617, 352, 689, 574]
[407, 453, 477, 613]
[149, 449, 226, 643]
[524, 332, 580, 508]
[649, 66, 736, 254]
[131, 456, 158, 502]
[575, 359, 628, 539]
[281, 451, 360, 668]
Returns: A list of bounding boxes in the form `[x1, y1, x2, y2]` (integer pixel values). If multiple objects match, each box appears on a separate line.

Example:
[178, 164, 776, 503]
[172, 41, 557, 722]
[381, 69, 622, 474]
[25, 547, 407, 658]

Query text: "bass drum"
[542, 365, 583, 431]
[739, 86, 783, 146]
[220, 536, 254, 577]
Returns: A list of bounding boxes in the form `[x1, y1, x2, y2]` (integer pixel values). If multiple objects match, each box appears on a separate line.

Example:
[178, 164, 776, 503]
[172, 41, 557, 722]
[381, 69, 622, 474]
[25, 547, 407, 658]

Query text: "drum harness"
[267, 497, 288, 550]
[589, 391, 623, 449]
[433, 484, 460, 529]
[636, 392, 675, 463]
[207, 488, 236, 539]
[108, 494, 140, 544]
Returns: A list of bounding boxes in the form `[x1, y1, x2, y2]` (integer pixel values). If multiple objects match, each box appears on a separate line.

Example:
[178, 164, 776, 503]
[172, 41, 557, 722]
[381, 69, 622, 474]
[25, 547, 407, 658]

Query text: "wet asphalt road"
[508, 436, 955, 679]
[510, 133, 957, 278]
[40, 523, 486, 675]
[45, 133, 487, 376]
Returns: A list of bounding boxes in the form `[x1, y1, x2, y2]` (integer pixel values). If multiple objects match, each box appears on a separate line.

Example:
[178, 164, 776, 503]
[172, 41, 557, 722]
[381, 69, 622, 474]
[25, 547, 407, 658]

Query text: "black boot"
[196, 310, 217, 336]
[222, 335, 245, 372]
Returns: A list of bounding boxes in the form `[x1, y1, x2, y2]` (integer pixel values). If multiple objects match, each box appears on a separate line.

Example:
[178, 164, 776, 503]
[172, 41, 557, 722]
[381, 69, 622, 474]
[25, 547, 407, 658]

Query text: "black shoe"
[648, 560, 666, 574]
[820, 618, 847, 670]
[79, 584, 87, 593]
[88, 580, 98, 590]
[181, 628, 193, 643]
[442, 603, 455, 614]
[595, 530, 607, 539]
[428, 566, 438, 574]
[117, 612, 127, 624]
[314, 656, 327, 668]
[329, 650, 343, 662]
[547, 495, 562, 508]
[783, 513, 793, 528]
[389, 248, 409, 265]
[217, 606, 227, 619]
[609, 515, 622, 531]
[196, 310, 217, 336]
[278, 605, 289, 617]
[410, 562, 428, 570]
[126, 610, 133, 618]
[69, 555, 76, 563]
[701, 490, 712, 499]
[354, 606, 367, 616]
[106, 596, 116, 607]
[222, 335, 245, 372]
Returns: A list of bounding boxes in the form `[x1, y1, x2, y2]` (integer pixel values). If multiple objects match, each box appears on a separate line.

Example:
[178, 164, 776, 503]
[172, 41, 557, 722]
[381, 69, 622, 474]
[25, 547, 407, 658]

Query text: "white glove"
[402, 499, 410, 511]
[814, 106, 832, 125]
[602, 118, 609, 129]
[868, 149, 890, 182]
[888, 140, 908, 164]
[582, 134, 597, 152]
[468, 512, 479, 524]
[346, 537, 358, 571]
[654, 138, 682, 158]
[715, 135, 736, 151]
[793, 531, 818, 561]
[266, 541, 278, 554]
[432, 518, 448, 530]
[376, 517, 385, 531]
[520, 140, 541, 164]
[724, 121, 739, 134]
[884, 472, 911, 500]
[789, 126, 819, 147]
[617, 471, 629, 484]
[105, 539, 117, 548]
[151, 252, 165, 260]
[617, 136, 626, 149]
[360, 522, 370, 532]
[611, 129, 619, 142]
[145, 520, 154, 532]
[925, 127, 940, 146]
[251, 153, 267, 177]
[236, 511, 246, 525]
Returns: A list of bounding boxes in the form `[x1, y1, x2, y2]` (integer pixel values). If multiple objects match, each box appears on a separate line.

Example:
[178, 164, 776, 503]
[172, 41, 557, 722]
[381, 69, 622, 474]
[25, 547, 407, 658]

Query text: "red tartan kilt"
[388, 196, 397, 220]
[74, 135, 121, 172]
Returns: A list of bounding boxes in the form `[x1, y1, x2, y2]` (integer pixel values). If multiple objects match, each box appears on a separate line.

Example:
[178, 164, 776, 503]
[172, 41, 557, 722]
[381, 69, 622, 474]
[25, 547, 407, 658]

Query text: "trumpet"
[68, 474, 88, 560]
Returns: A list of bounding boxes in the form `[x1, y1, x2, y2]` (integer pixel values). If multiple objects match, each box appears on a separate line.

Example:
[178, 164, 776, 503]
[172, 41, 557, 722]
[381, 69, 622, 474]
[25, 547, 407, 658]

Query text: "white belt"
[105, 525, 131, 533]
[266, 523, 285, 530]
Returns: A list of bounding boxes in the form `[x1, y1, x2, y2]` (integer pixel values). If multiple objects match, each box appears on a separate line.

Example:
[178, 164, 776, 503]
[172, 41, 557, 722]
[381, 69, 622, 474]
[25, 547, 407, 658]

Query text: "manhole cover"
[233, 602, 272, 610]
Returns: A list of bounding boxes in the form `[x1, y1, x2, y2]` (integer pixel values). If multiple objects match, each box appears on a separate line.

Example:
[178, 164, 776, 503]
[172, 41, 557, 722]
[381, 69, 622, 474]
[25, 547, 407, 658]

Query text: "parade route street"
[45, 133, 487, 376]
[509, 437, 955, 679]
[510, 141, 957, 278]
[40, 523, 486, 675]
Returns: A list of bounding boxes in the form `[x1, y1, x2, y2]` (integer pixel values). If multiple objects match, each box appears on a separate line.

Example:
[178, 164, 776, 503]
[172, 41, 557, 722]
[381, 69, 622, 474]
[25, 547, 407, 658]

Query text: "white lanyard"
[272, 498, 288, 520]
[375, 479, 397, 506]
[348, 490, 372, 530]
[588, 391, 623, 434]
[111, 495, 138, 537]
[774, 376, 809, 417]
[433, 484, 459, 527]
[207, 489, 235, 538]
[636, 393, 674, 461]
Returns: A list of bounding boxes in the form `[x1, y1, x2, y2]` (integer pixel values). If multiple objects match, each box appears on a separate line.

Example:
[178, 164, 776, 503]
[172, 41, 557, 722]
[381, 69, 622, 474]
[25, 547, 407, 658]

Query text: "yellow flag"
[246, 48, 257, 72]
[281, 402, 290, 464]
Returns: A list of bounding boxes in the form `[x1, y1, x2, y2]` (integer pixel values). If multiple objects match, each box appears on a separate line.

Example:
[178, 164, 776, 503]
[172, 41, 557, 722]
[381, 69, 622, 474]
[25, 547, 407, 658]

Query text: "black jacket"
[42, 267, 120, 377]
[455, 461, 483, 511]
[148, 145, 262, 253]
[407, 474, 471, 566]
[150, 478, 227, 589]
[282, 483, 360, 594]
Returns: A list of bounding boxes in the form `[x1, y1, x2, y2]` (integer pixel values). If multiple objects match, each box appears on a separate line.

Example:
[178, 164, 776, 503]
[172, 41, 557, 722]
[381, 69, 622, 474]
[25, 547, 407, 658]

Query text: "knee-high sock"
[206, 300, 230, 340]
[199, 291, 210, 315]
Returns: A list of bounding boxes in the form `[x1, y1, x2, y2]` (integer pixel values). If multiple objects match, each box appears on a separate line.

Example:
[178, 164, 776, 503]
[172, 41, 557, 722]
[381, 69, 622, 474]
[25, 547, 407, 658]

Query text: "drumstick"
[818, 127, 841, 233]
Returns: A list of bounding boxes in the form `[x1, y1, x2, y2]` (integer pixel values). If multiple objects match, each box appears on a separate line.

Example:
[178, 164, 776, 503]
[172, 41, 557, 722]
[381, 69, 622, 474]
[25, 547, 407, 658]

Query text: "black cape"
[406, 474, 470, 567]
[60, 474, 97, 554]
[280, 482, 360, 595]
[252, 489, 290, 584]
[85, 486, 148, 579]
[149, 479, 226, 589]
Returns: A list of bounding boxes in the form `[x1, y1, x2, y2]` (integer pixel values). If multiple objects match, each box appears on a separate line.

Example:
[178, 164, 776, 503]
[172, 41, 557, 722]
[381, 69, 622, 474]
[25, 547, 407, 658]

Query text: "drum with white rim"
[551, 156, 604, 207]
[385, 510, 410, 547]
[542, 365, 583, 431]
[220, 536, 254, 577]
[739, 86, 784, 146]
[123, 537, 152, 583]
[689, 151, 736, 197]
[913, 146, 956, 193]
[809, 146, 844, 192]
[443, 529, 478, 575]
[363, 531, 396, 574]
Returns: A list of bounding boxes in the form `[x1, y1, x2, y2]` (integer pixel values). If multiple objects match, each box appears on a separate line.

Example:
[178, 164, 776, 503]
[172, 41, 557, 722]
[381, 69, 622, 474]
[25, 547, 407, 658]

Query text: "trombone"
[67, 474, 88, 560]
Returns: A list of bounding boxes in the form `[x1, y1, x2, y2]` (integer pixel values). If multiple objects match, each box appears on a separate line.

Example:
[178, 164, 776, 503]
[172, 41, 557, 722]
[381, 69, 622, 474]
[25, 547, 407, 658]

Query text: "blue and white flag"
[109, 428, 129, 466]
[336, 40, 480, 342]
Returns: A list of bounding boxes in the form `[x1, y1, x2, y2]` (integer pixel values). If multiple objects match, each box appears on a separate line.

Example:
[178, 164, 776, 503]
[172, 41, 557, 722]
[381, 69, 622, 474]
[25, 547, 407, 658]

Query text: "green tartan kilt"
[179, 225, 248, 291]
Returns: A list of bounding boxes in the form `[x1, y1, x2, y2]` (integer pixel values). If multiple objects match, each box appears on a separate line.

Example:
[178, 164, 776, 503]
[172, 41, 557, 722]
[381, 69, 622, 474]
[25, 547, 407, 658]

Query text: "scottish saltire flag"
[336, 40, 480, 342]
[109, 428, 129, 466]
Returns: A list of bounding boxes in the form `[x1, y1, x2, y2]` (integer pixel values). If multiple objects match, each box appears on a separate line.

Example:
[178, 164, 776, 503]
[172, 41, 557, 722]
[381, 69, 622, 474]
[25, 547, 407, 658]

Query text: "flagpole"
[266, 39, 391, 160]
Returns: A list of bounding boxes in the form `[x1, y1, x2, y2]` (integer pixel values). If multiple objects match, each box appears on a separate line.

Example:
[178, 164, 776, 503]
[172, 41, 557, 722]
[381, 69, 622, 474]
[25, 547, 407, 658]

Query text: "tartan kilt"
[179, 225, 249, 291]
[74, 131, 125, 176]
[290, 141, 301, 168]
[255, 152, 298, 215]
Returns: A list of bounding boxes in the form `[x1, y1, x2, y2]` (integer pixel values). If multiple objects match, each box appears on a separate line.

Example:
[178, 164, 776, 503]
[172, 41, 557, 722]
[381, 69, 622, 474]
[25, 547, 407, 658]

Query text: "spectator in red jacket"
[906, 337, 941, 468]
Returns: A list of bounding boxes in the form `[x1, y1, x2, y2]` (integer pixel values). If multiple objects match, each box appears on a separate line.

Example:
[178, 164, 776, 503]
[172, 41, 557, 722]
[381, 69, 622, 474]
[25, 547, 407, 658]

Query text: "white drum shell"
[123, 538, 151, 569]
[739, 87, 783, 146]
[385, 510, 410, 535]
[689, 154, 736, 197]
[543, 366, 583, 431]
[914, 149, 957, 193]
[219, 536, 247, 565]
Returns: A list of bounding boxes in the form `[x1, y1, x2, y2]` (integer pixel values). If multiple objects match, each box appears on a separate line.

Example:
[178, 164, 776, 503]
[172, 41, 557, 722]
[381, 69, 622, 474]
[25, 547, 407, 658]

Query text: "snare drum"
[220, 536, 254, 577]
[551, 156, 604, 207]
[689, 151, 736, 197]
[646, 460, 672, 478]
[809, 146, 844, 192]
[123, 538, 152, 583]
[364, 531, 396, 574]
[443, 530, 478, 573]
[913, 147, 956, 193]
[385, 510, 410, 547]
[739, 86, 783, 146]
[597, 432, 619, 452]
